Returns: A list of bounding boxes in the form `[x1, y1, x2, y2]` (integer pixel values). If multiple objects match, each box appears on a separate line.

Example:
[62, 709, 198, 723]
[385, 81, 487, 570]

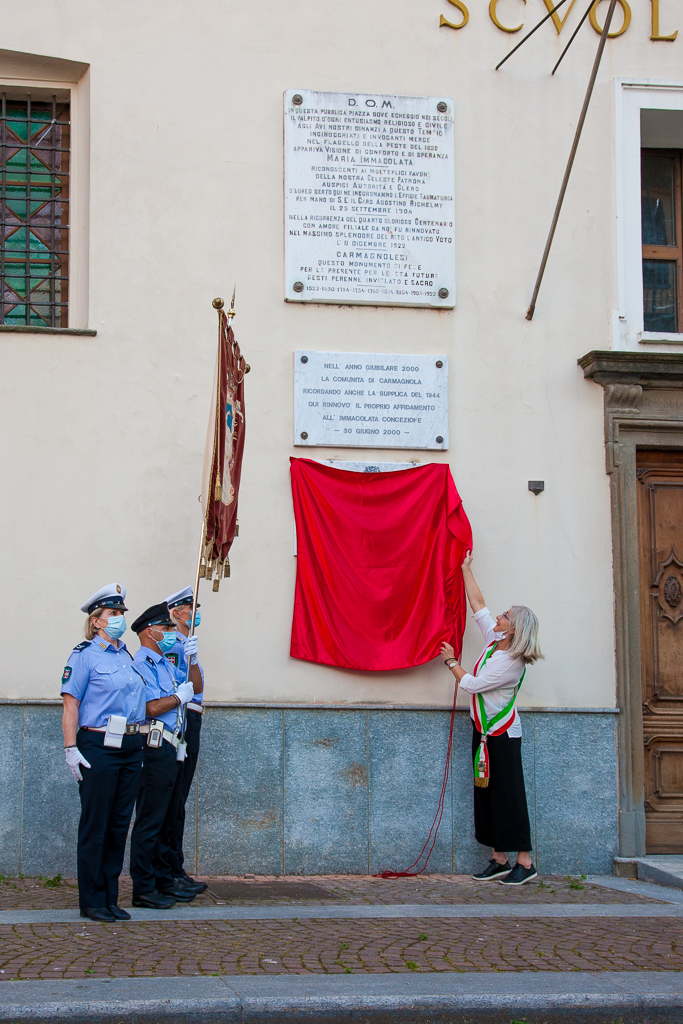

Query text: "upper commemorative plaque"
[284, 90, 455, 308]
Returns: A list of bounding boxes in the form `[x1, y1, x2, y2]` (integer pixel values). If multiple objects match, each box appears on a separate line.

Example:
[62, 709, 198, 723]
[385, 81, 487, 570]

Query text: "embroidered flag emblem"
[62, 666, 72, 682]
[165, 653, 179, 666]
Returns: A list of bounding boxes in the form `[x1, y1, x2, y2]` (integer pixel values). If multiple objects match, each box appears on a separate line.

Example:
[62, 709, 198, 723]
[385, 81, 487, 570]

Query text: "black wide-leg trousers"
[471, 720, 532, 854]
[129, 740, 180, 896]
[166, 708, 202, 878]
[76, 729, 143, 910]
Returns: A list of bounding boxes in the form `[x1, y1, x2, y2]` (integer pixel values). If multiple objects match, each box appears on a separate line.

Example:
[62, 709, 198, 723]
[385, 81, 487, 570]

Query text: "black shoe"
[173, 875, 208, 894]
[499, 862, 538, 886]
[156, 886, 197, 902]
[473, 859, 512, 881]
[80, 906, 116, 922]
[131, 890, 177, 909]
[107, 905, 131, 920]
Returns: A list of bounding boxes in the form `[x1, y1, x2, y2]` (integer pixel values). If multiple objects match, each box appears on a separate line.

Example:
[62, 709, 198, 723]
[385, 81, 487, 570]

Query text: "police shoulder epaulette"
[72, 640, 92, 653]
[146, 655, 155, 665]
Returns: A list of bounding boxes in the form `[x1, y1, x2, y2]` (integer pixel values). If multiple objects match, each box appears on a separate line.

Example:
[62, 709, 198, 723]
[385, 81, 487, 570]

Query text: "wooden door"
[638, 450, 683, 853]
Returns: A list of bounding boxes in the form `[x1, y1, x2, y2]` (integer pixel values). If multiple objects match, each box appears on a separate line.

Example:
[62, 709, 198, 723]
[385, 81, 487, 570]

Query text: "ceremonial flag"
[289, 459, 472, 671]
[199, 299, 247, 590]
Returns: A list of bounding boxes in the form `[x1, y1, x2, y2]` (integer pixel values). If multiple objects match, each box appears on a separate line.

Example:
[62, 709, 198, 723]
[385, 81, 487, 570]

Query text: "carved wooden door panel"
[638, 450, 683, 854]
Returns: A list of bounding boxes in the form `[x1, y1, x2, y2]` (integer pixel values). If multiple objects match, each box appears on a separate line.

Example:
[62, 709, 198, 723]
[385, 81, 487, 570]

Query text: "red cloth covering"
[289, 459, 472, 671]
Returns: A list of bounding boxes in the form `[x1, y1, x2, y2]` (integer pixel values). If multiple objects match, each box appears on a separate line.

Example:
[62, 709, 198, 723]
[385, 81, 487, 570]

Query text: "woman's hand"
[462, 549, 473, 570]
[440, 642, 456, 663]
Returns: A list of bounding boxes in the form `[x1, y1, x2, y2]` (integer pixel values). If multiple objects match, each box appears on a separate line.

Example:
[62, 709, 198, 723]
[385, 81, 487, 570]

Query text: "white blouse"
[458, 608, 525, 738]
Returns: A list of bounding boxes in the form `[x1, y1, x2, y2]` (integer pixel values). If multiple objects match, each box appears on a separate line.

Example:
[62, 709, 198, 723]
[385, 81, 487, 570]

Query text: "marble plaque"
[294, 350, 448, 450]
[284, 90, 455, 308]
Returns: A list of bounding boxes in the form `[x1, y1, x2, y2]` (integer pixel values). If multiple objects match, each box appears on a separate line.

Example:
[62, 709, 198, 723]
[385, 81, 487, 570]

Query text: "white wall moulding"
[284, 89, 455, 308]
[614, 78, 683, 352]
[294, 350, 448, 450]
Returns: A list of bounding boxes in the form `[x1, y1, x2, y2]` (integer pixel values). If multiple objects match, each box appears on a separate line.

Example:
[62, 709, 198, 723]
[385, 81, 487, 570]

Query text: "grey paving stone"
[533, 713, 617, 875]
[20, 707, 79, 877]
[197, 708, 283, 875]
[0, 706, 23, 876]
[283, 709, 368, 875]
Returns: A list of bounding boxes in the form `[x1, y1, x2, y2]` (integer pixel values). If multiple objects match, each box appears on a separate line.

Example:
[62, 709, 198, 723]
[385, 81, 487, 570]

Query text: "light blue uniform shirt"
[61, 638, 146, 729]
[133, 646, 182, 730]
[165, 634, 204, 704]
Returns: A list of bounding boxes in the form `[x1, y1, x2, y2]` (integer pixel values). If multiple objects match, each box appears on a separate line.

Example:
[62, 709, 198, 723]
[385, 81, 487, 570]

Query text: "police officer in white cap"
[61, 584, 145, 922]
[128, 603, 196, 909]
[162, 587, 207, 895]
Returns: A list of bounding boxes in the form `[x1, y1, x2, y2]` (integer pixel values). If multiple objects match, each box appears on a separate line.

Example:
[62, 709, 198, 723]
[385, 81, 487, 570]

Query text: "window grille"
[0, 93, 70, 328]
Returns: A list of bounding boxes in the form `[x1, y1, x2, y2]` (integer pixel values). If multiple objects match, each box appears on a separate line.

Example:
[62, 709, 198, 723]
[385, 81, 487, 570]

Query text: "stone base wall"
[0, 705, 618, 877]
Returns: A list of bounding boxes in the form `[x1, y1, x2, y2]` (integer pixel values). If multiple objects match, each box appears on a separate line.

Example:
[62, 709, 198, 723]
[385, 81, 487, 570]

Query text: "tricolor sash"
[471, 642, 525, 788]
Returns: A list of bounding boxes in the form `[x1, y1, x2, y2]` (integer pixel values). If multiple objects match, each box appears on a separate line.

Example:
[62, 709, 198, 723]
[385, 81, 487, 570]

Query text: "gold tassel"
[212, 572, 221, 592]
[214, 481, 222, 501]
[473, 778, 489, 788]
[235, 520, 239, 537]
[223, 557, 230, 578]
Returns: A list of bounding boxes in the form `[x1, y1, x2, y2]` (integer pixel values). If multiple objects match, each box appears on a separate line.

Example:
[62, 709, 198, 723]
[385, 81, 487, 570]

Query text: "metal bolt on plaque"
[300, 431, 308, 440]
[292, 94, 303, 106]
[437, 101, 448, 112]
[300, 355, 308, 363]
[438, 288, 449, 299]
[293, 281, 304, 293]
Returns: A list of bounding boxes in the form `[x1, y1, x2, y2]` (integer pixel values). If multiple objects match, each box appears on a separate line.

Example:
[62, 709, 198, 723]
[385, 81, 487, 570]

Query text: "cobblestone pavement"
[0, 874, 663, 910]
[0, 916, 681, 979]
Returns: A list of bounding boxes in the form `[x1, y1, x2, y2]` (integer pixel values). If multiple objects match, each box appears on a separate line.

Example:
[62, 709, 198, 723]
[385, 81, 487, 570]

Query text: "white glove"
[184, 635, 199, 665]
[176, 681, 195, 704]
[65, 746, 91, 782]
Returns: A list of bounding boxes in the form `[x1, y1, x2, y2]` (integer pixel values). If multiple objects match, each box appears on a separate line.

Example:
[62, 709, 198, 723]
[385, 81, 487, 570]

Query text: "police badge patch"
[62, 666, 72, 682]
[165, 653, 179, 666]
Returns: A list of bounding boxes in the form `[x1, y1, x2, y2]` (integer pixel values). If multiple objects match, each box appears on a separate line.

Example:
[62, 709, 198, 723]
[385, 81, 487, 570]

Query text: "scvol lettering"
[439, 0, 677, 41]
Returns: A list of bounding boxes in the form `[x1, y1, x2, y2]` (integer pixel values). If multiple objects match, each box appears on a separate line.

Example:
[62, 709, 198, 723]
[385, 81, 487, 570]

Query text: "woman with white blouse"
[440, 552, 543, 886]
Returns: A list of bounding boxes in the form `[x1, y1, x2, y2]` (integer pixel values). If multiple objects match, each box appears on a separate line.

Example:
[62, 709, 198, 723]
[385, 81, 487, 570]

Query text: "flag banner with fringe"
[200, 306, 247, 590]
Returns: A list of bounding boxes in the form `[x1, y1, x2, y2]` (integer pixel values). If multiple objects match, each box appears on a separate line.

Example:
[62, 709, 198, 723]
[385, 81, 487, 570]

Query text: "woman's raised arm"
[462, 551, 486, 613]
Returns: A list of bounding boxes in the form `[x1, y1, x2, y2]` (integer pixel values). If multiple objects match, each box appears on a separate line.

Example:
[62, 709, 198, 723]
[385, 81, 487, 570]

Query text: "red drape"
[290, 459, 472, 671]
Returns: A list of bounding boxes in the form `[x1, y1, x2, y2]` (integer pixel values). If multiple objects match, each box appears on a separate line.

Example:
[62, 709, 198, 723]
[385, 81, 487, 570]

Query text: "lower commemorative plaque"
[294, 351, 448, 450]
[285, 90, 455, 309]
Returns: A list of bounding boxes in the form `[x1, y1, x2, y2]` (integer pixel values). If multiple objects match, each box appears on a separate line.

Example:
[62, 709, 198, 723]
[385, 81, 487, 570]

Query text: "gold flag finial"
[227, 285, 236, 320]
[212, 296, 224, 310]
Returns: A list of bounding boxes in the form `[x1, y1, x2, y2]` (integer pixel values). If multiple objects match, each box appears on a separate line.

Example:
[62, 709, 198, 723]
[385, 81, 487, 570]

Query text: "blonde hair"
[84, 608, 106, 640]
[507, 605, 544, 665]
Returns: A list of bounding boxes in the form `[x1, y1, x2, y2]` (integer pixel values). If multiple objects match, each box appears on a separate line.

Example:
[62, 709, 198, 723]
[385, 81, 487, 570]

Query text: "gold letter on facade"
[589, 0, 631, 35]
[489, 0, 525, 32]
[440, 0, 469, 28]
[541, 0, 577, 33]
[651, 0, 677, 40]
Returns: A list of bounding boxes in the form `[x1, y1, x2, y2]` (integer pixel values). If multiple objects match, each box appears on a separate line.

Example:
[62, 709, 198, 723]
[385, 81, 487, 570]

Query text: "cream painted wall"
[1, 0, 679, 706]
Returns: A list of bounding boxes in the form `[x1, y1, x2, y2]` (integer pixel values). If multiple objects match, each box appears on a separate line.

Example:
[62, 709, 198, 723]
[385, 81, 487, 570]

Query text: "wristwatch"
[445, 658, 457, 669]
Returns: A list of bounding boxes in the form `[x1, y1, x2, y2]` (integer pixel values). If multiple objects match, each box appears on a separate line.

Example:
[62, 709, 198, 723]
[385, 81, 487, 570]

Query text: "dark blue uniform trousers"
[76, 729, 143, 910]
[129, 738, 180, 895]
[167, 707, 202, 877]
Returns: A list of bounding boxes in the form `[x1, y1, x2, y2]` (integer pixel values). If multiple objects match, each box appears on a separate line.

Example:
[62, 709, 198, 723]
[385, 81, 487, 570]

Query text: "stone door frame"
[581, 351, 683, 857]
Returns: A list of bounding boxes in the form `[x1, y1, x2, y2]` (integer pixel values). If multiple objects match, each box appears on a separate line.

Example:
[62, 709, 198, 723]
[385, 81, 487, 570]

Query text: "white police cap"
[80, 583, 128, 614]
[165, 586, 197, 609]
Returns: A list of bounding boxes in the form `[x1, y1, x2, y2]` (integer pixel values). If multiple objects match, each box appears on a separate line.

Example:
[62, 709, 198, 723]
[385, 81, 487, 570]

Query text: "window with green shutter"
[1, 93, 70, 328]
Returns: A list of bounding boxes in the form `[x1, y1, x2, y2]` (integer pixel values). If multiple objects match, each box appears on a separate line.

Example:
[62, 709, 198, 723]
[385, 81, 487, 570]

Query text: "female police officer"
[61, 584, 146, 922]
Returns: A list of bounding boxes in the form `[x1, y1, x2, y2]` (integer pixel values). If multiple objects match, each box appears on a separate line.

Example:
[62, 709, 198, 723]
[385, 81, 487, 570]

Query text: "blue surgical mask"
[184, 610, 201, 629]
[156, 630, 177, 653]
[104, 616, 127, 640]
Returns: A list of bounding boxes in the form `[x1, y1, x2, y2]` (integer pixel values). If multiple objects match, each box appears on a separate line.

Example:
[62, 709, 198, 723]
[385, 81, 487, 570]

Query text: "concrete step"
[614, 855, 683, 890]
[1, 972, 683, 1024]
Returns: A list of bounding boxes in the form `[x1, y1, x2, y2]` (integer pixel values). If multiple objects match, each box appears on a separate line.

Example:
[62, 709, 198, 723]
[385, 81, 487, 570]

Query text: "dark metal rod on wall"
[551, 0, 598, 75]
[496, 0, 571, 71]
[525, 0, 618, 321]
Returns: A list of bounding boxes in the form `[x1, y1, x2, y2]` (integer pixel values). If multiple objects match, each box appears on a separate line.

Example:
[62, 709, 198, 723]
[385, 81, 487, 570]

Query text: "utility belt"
[84, 718, 141, 748]
[140, 721, 179, 749]
[85, 723, 140, 735]
[140, 721, 188, 761]
[187, 702, 203, 714]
